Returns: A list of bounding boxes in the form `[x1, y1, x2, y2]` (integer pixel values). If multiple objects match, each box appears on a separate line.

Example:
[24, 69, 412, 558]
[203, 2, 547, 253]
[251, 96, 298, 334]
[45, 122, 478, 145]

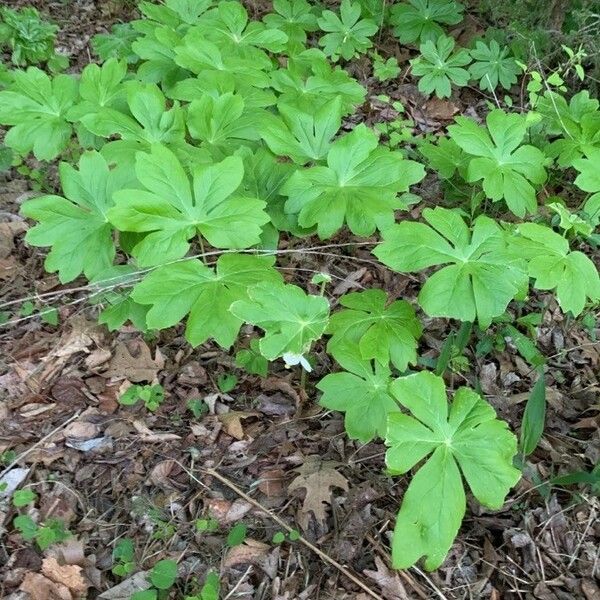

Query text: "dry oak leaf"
[103, 339, 159, 382]
[288, 456, 348, 528]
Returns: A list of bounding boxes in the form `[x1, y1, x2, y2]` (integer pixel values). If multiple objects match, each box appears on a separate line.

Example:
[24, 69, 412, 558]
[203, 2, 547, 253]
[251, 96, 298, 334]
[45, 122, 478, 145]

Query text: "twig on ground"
[175, 461, 384, 600]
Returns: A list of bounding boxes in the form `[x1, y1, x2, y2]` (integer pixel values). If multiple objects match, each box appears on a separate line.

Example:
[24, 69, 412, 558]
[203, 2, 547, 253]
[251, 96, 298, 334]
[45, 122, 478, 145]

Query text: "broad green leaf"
[150, 559, 177, 590]
[573, 148, 600, 227]
[132, 24, 187, 86]
[90, 266, 149, 332]
[66, 59, 127, 121]
[374, 207, 528, 327]
[131, 254, 281, 348]
[538, 91, 600, 168]
[318, 352, 397, 442]
[108, 144, 269, 266]
[448, 109, 547, 217]
[261, 96, 342, 164]
[513, 223, 600, 316]
[199, 0, 288, 60]
[271, 48, 366, 114]
[317, 0, 378, 61]
[386, 371, 520, 570]
[91, 23, 140, 63]
[186, 91, 263, 156]
[282, 124, 425, 238]
[14, 515, 38, 541]
[519, 372, 546, 456]
[0, 67, 78, 160]
[175, 30, 272, 88]
[226, 522, 248, 547]
[263, 0, 318, 51]
[411, 35, 471, 98]
[389, 0, 463, 44]
[327, 289, 422, 371]
[21, 151, 135, 283]
[230, 283, 330, 359]
[12, 489, 37, 507]
[419, 137, 468, 179]
[81, 81, 185, 151]
[469, 40, 520, 92]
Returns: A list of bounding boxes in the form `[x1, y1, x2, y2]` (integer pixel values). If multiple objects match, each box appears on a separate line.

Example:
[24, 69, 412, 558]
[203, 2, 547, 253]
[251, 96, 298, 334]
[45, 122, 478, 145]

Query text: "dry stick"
[185, 465, 384, 600]
[0, 411, 81, 479]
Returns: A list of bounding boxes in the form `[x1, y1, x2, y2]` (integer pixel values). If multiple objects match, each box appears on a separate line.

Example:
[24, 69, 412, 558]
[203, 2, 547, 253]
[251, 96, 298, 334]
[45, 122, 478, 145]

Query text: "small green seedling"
[119, 384, 165, 412]
[217, 373, 238, 393]
[112, 538, 136, 577]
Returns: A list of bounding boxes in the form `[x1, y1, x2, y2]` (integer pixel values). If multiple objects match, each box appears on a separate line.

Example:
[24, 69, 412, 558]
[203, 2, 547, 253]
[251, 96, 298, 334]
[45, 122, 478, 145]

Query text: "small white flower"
[282, 352, 312, 372]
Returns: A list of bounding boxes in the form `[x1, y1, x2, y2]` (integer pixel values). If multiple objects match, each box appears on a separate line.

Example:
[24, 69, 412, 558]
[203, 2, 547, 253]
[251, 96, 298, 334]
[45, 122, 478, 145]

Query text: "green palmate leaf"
[201, 1, 288, 58]
[261, 96, 342, 164]
[389, 0, 463, 45]
[282, 124, 425, 238]
[374, 207, 528, 327]
[318, 345, 397, 442]
[386, 371, 520, 570]
[317, 0, 378, 61]
[0, 7, 58, 66]
[263, 0, 318, 51]
[90, 266, 149, 332]
[91, 23, 140, 63]
[81, 81, 189, 167]
[108, 144, 269, 266]
[0, 67, 78, 160]
[66, 59, 128, 122]
[538, 91, 600, 168]
[410, 35, 471, 98]
[448, 109, 547, 217]
[469, 40, 520, 91]
[175, 33, 272, 89]
[573, 148, 600, 227]
[327, 289, 422, 371]
[373, 56, 400, 82]
[271, 48, 366, 114]
[21, 151, 135, 283]
[236, 147, 303, 236]
[131, 24, 188, 86]
[230, 283, 330, 360]
[418, 137, 467, 179]
[512, 223, 600, 316]
[186, 91, 263, 157]
[132, 254, 282, 348]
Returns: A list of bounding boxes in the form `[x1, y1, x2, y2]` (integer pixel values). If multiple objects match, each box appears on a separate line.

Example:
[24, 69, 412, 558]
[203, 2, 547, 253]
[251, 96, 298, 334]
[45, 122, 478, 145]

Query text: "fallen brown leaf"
[219, 411, 260, 440]
[103, 339, 159, 382]
[20, 571, 73, 600]
[288, 456, 349, 529]
[364, 557, 409, 599]
[41, 557, 88, 598]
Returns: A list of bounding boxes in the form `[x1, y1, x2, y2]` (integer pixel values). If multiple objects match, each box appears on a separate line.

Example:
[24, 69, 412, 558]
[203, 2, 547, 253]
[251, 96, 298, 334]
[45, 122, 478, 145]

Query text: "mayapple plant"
[2, 0, 599, 574]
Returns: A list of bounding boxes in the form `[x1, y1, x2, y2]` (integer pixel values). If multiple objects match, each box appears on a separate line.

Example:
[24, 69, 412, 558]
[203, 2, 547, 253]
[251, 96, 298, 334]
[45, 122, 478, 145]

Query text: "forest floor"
[0, 1, 599, 599]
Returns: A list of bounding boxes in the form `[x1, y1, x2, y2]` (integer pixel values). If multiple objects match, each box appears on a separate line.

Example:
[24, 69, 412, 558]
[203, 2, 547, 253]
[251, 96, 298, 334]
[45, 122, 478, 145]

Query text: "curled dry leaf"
[219, 411, 260, 440]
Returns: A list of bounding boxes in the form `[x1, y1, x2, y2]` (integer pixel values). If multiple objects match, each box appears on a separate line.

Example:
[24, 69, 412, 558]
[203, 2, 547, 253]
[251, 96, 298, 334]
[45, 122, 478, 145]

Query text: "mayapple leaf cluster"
[3, 0, 599, 575]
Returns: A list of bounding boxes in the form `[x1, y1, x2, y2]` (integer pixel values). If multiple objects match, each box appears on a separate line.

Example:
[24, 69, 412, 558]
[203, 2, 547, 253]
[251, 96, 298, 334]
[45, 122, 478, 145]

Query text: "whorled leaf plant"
[6, 0, 600, 575]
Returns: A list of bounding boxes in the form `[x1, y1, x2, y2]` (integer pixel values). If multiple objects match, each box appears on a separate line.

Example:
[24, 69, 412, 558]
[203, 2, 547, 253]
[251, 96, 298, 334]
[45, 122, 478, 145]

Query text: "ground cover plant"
[0, 0, 599, 597]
